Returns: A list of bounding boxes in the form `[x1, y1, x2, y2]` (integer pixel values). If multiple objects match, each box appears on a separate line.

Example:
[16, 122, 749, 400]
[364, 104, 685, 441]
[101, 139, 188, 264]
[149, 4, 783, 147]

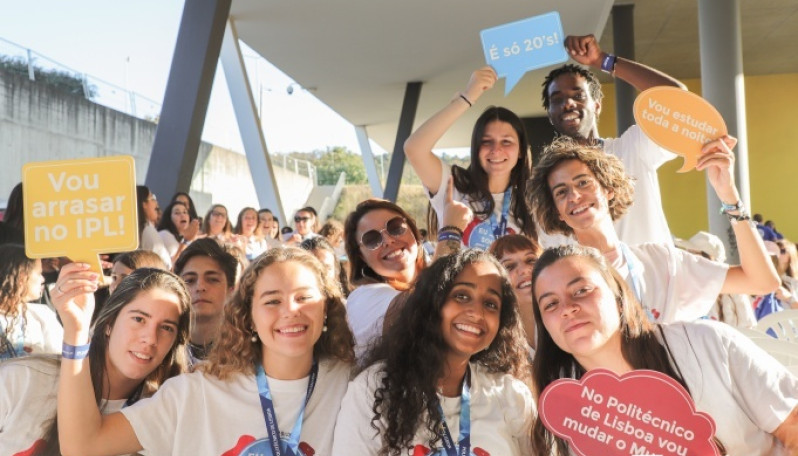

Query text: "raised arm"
[565, 34, 686, 91]
[54, 262, 142, 456]
[404, 67, 497, 193]
[433, 177, 473, 260]
[696, 136, 780, 295]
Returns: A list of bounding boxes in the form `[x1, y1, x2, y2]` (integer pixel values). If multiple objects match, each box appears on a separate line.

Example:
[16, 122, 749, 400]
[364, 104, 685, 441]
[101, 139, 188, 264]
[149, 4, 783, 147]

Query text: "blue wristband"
[600, 54, 617, 75]
[62, 342, 91, 360]
[438, 232, 463, 243]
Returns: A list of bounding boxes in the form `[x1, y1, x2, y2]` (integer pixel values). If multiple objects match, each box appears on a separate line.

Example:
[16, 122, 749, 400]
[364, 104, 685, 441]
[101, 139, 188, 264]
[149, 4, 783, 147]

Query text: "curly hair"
[529, 245, 725, 455]
[203, 247, 354, 380]
[541, 64, 604, 111]
[434, 106, 536, 241]
[38, 268, 190, 456]
[300, 236, 351, 297]
[362, 249, 531, 456]
[344, 199, 425, 290]
[0, 244, 37, 352]
[527, 137, 634, 236]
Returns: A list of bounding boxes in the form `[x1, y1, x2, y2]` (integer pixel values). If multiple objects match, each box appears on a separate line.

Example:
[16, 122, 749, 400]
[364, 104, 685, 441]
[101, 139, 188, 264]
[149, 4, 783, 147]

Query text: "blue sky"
[0, 0, 378, 155]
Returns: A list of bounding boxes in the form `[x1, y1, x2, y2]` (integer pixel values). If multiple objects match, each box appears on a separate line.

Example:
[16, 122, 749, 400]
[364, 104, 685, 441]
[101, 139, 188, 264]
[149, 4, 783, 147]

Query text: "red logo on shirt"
[412, 444, 490, 456]
[222, 435, 315, 456]
[13, 439, 45, 456]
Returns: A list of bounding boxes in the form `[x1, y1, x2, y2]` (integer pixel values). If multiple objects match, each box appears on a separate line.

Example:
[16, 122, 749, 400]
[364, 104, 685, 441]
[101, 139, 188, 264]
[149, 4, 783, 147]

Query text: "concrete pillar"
[383, 82, 422, 203]
[355, 125, 383, 198]
[612, 4, 636, 135]
[145, 0, 231, 204]
[698, 0, 749, 263]
[220, 19, 286, 224]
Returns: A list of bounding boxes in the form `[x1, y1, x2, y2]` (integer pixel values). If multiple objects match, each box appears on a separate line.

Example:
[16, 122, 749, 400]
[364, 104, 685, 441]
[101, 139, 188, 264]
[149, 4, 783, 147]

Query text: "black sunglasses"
[294, 216, 311, 223]
[359, 216, 409, 250]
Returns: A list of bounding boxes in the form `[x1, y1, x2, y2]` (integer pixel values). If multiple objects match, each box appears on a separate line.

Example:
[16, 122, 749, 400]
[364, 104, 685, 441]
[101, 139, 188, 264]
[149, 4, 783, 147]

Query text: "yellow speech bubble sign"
[22, 156, 139, 274]
[633, 87, 727, 173]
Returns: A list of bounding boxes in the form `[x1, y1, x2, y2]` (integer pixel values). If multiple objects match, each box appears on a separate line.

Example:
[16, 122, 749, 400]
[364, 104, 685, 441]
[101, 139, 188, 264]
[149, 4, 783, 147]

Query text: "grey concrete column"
[220, 19, 286, 224]
[355, 125, 383, 198]
[145, 0, 231, 203]
[612, 4, 636, 135]
[383, 82, 422, 203]
[698, 0, 749, 263]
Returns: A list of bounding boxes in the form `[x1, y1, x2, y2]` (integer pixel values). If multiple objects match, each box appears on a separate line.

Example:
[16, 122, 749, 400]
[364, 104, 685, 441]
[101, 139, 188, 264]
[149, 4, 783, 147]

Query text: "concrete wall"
[0, 68, 311, 225]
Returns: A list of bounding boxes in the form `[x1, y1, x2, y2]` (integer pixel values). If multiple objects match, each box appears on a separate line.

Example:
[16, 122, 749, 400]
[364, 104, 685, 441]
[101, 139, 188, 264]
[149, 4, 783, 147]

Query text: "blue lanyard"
[437, 367, 471, 456]
[619, 242, 643, 303]
[487, 188, 512, 240]
[255, 361, 318, 456]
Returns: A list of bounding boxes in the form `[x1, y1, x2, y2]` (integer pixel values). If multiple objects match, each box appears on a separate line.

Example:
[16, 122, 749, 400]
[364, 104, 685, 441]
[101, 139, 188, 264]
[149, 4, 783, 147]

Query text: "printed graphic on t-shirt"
[463, 217, 516, 250]
[413, 444, 490, 456]
[13, 439, 45, 456]
[223, 435, 315, 456]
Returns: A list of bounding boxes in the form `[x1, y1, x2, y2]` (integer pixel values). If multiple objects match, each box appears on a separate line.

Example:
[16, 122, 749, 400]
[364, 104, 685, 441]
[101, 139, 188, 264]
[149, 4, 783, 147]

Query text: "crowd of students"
[1, 34, 797, 455]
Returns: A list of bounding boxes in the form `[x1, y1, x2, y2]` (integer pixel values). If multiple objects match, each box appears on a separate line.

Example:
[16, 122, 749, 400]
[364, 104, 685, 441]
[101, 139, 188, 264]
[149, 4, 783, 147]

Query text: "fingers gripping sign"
[52, 262, 99, 340]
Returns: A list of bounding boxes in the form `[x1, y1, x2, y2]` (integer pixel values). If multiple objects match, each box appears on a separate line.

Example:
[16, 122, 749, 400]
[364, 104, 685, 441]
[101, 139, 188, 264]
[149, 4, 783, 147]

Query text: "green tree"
[313, 146, 367, 185]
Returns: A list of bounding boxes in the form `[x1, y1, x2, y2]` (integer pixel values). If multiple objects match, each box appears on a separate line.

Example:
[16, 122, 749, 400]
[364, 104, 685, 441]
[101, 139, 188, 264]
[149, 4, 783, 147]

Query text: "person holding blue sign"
[529, 244, 798, 455]
[527, 137, 778, 325]
[542, 34, 686, 247]
[404, 67, 543, 250]
[54, 248, 355, 455]
[333, 249, 534, 455]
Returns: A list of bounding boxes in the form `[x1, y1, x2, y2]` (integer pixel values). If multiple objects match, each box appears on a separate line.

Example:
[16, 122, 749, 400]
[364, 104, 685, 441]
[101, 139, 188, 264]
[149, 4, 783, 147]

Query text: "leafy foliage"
[0, 55, 97, 98]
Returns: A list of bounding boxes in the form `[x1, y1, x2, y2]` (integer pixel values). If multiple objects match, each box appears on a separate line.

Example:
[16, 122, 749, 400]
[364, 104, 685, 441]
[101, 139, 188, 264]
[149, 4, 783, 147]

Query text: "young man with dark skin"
[542, 34, 686, 246]
[173, 238, 239, 368]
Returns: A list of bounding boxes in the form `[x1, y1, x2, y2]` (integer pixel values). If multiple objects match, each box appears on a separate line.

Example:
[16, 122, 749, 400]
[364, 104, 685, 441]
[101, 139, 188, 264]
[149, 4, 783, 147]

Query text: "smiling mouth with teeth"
[276, 325, 307, 334]
[454, 323, 483, 336]
[570, 204, 593, 215]
[131, 351, 152, 360]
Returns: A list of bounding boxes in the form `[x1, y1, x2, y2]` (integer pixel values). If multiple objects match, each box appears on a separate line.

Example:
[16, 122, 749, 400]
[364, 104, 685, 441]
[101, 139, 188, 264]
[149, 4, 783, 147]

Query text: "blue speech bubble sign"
[481, 12, 569, 95]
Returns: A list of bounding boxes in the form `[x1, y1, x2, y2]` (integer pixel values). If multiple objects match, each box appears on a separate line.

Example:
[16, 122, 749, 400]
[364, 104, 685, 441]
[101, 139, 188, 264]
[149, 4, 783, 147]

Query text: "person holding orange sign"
[542, 34, 686, 247]
[527, 136, 778, 325]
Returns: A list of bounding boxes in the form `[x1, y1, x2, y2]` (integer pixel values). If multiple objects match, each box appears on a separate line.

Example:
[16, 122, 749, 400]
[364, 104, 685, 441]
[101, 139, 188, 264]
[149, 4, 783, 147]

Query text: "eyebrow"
[551, 173, 591, 192]
[452, 281, 501, 298]
[127, 309, 179, 327]
[258, 286, 316, 300]
[537, 276, 586, 301]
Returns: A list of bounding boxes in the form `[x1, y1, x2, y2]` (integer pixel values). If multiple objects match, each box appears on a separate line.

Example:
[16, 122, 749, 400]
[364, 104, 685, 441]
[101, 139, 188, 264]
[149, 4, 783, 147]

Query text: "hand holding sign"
[481, 12, 569, 95]
[633, 87, 727, 172]
[23, 156, 139, 274]
[539, 369, 718, 456]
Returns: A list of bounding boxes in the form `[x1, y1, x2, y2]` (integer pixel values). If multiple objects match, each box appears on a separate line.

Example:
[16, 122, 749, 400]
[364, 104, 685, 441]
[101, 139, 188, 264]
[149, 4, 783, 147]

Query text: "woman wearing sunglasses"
[344, 199, 426, 359]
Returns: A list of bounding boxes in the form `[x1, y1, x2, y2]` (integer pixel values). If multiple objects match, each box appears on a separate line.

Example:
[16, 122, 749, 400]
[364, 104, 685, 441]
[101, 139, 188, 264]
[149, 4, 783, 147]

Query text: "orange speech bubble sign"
[22, 156, 139, 275]
[633, 87, 727, 173]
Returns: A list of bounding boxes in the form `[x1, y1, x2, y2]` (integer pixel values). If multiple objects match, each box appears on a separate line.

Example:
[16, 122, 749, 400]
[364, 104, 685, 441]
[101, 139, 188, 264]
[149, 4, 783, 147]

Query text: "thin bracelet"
[438, 232, 463, 243]
[62, 342, 91, 360]
[439, 225, 464, 237]
[458, 93, 472, 107]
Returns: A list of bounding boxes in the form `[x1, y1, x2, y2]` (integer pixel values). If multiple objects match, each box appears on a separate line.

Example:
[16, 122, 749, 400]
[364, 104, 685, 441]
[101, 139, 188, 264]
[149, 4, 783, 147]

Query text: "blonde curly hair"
[203, 247, 354, 379]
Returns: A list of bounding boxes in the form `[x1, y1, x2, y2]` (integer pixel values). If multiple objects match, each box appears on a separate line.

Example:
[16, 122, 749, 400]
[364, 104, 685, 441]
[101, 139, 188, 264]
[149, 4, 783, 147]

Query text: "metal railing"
[0, 37, 162, 121]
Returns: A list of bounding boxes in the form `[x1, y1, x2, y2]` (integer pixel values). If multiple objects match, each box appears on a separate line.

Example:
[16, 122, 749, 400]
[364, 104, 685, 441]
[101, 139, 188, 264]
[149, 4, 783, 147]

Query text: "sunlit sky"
[0, 0, 390, 156]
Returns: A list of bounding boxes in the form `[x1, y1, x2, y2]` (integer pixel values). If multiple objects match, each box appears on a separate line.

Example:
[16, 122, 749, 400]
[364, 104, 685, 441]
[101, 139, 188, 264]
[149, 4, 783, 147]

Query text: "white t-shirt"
[333, 362, 534, 455]
[428, 166, 570, 249]
[661, 321, 798, 455]
[121, 358, 351, 455]
[141, 222, 172, 269]
[243, 235, 269, 260]
[0, 356, 127, 455]
[604, 125, 677, 247]
[612, 242, 728, 323]
[346, 283, 400, 360]
[158, 229, 180, 259]
[0, 304, 63, 359]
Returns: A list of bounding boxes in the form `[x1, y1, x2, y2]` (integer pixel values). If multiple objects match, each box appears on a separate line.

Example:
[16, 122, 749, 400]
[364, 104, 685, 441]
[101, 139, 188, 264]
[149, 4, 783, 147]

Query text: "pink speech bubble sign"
[539, 368, 719, 456]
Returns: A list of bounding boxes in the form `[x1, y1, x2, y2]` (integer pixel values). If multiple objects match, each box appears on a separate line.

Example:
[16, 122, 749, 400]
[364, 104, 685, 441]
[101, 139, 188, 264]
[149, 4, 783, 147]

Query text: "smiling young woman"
[54, 248, 355, 456]
[404, 67, 540, 250]
[333, 249, 534, 455]
[529, 245, 798, 456]
[1, 267, 189, 456]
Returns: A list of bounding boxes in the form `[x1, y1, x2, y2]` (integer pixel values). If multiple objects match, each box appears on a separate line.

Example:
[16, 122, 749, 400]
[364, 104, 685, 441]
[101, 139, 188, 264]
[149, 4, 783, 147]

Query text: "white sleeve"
[428, 164, 452, 227]
[158, 230, 179, 258]
[500, 375, 535, 454]
[121, 375, 186, 454]
[27, 304, 64, 354]
[666, 245, 728, 322]
[332, 371, 382, 455]
[605, 124, 677, 170]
